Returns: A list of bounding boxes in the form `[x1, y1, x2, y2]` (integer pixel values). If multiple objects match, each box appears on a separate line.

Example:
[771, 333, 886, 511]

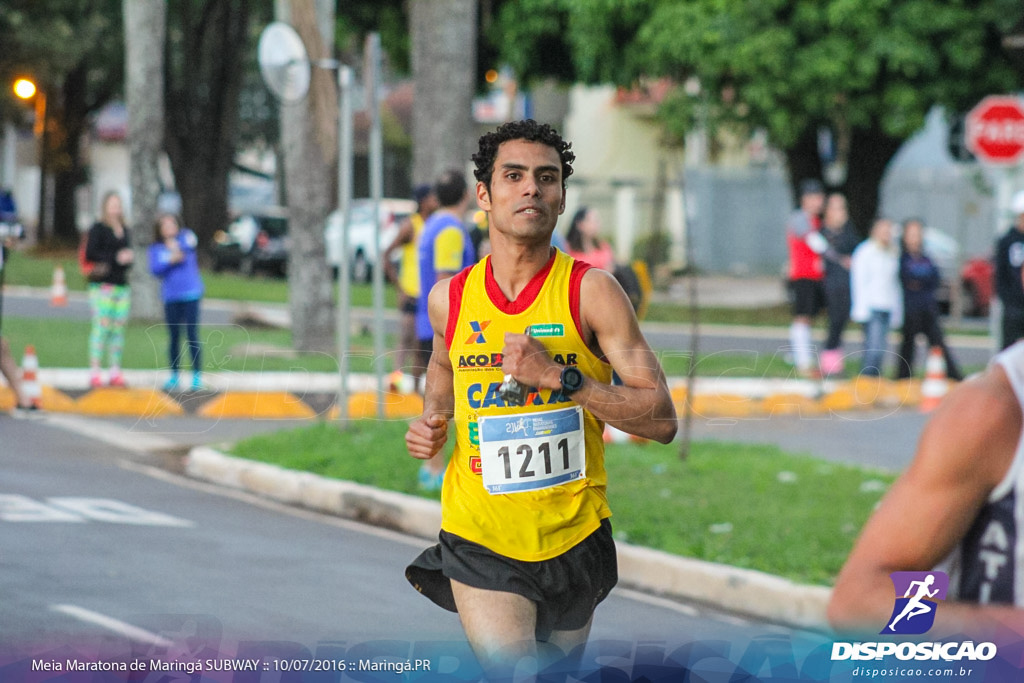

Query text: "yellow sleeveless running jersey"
[442, 249, 613, 561]
[398, 213, 424, 297]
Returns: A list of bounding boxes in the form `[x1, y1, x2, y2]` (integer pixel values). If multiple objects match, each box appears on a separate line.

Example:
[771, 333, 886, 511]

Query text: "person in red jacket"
[786, 179, 827, 377]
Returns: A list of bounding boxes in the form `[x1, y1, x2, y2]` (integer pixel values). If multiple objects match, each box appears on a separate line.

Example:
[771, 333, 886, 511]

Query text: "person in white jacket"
[850, 217, 902, 376]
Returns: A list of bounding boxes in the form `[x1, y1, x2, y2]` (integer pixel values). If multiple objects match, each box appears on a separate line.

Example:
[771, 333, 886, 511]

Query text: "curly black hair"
[472, 119, 575, 191]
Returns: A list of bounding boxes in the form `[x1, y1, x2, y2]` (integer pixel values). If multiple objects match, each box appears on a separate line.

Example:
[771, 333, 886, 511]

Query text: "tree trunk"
[175, 155, 230, 259]
[410, 0, 478, 186]
[123, 0, 166, 320]
[51, 65, 91, 244]
[164, 0, 250, 251]
[843, 127, 904, 236]
[782, 125, 823, 208]
[278, 0, 336, 352]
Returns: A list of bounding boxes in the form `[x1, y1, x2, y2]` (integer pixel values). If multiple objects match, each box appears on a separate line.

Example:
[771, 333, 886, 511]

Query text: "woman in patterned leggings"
[84, 191, 134, 387]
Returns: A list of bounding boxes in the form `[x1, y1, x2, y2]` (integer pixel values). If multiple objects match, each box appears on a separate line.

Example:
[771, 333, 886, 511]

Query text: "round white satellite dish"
[257, 22, 311, 103]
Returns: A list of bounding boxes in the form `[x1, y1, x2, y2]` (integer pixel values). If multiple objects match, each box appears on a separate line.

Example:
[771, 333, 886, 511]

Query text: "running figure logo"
[882, 571, 949, 635]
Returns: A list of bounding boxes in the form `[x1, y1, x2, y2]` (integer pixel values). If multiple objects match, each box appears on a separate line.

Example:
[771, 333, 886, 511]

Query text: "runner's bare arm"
[828, 370, 1024, 638]
[382, 217, 414, 283]
[405, 280, 455, 460]
[501, 268, 677, 443]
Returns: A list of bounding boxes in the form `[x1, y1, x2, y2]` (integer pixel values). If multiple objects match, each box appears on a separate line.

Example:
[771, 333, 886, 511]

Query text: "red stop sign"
[966, 96, 1024, 164]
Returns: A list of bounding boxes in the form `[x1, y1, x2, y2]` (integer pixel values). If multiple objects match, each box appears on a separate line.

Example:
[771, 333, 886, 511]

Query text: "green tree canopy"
[492, 0, 1024, 229]
[0, 0, 123, 242]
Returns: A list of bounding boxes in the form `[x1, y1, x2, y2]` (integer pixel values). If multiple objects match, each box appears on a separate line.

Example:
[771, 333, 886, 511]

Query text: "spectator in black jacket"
[84, 191, 134, 388]
[819, 193, 861, 376]
[895, 218, 963, 381]
[994, 191, 1024, 350]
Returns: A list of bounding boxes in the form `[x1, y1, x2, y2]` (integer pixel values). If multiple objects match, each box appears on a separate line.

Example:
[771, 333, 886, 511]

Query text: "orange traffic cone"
[50, 265, 67, 307]
[21, 344, 41, 409]
[920, 347, 948, 413]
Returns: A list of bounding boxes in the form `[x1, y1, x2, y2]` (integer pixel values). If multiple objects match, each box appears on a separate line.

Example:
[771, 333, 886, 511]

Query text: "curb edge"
[185, 446, 832, 632]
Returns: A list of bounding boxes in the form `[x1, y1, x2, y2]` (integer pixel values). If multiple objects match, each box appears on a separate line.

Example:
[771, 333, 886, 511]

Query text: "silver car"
[324, 198, 414, 282]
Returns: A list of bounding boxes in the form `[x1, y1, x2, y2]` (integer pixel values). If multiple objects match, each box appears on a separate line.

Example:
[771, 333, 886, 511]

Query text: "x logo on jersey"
[466, 320, 491, 344]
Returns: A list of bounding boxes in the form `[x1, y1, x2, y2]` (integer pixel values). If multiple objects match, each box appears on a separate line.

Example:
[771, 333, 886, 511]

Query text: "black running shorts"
[406, 519, 618, 641]
[790, 278, 825, 317]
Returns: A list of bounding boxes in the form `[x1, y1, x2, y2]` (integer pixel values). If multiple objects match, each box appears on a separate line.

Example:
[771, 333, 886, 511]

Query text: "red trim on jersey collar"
[446, 252, 592, 349]
[484, 250, 557, 314]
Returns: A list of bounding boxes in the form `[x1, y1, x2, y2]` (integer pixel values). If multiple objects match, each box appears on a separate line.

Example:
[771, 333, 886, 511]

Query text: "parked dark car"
[211, 209, 289, 277]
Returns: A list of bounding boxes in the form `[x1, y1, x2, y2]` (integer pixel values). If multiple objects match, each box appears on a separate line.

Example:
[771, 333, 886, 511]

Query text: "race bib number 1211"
[478, 406, 586, 495]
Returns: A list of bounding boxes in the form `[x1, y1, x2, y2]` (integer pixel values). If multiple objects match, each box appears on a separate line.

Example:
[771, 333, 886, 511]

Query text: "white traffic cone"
[50, 265, 68, 307]
[21, 344, 42, 409]
[920, 347, 948, 413]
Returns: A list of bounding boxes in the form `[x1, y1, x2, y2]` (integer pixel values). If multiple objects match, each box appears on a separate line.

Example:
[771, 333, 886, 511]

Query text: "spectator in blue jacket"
[148, 214, 205, 392]
[0, 187, 17, 223]
[894, 218, 963, 381]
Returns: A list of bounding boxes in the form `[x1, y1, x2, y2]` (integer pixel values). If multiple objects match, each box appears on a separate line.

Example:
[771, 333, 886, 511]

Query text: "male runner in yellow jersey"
[383, 184, 438, 393]
[404, 119, 678, 675]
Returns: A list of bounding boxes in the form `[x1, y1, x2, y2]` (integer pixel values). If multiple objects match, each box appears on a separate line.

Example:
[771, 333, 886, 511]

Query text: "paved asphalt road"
[2, 414, 837, 678]
[686, 407, 930, 471]
[3, 292, 238, 325]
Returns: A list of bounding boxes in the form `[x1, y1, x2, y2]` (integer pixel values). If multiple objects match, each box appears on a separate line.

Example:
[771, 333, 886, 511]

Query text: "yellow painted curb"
[328, 391, 424, 420]
[822, 380, 887, 412]
[40, 385, 78, 412]
[892, 378, 923, 406]
[820, 386, 870, 412]
[845, 376, 907, 409]
[762, 393, 827, 417]
[76, 388, 184, 417]
[0, 386, 14, 411]
[686, 393, 763, 418]
[197, 391, 316, 419]
[1, 385, 78, 412]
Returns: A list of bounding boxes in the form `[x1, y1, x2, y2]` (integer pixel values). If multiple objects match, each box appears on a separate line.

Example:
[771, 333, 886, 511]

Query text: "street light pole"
[13, 77, 47, 244]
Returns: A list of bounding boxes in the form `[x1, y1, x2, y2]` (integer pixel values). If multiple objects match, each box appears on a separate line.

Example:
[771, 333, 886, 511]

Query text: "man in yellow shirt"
[383, 185, 437, 394]
[414, 170, 475, 490]
[404, 120, 677, 676]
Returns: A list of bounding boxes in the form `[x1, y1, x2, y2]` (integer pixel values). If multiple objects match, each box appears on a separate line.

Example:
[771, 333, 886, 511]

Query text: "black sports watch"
[559, 366, 585, 396]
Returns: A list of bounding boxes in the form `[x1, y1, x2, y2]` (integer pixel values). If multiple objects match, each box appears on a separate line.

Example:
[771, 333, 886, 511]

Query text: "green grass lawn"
[1, 247, 394, 309]
[0, 315, 381, 373]
[226, 419, 895, 586]
[1, 313, 814, 379]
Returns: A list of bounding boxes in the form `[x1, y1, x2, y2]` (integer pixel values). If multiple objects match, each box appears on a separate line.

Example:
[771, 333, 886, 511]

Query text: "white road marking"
[0, 495, 85, 522]
[118, 459, 429, 548]
[50, 604, 174, 647]
[42, 414, 180, 453]
[0, 495, 193, 526]
[49, 497, 194, 527]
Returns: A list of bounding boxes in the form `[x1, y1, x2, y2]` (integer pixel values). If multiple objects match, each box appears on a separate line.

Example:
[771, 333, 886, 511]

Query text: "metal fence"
[880, 164, 999, 260]
[568, 163, 1010, 277]
[684, 167, 791, 275]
